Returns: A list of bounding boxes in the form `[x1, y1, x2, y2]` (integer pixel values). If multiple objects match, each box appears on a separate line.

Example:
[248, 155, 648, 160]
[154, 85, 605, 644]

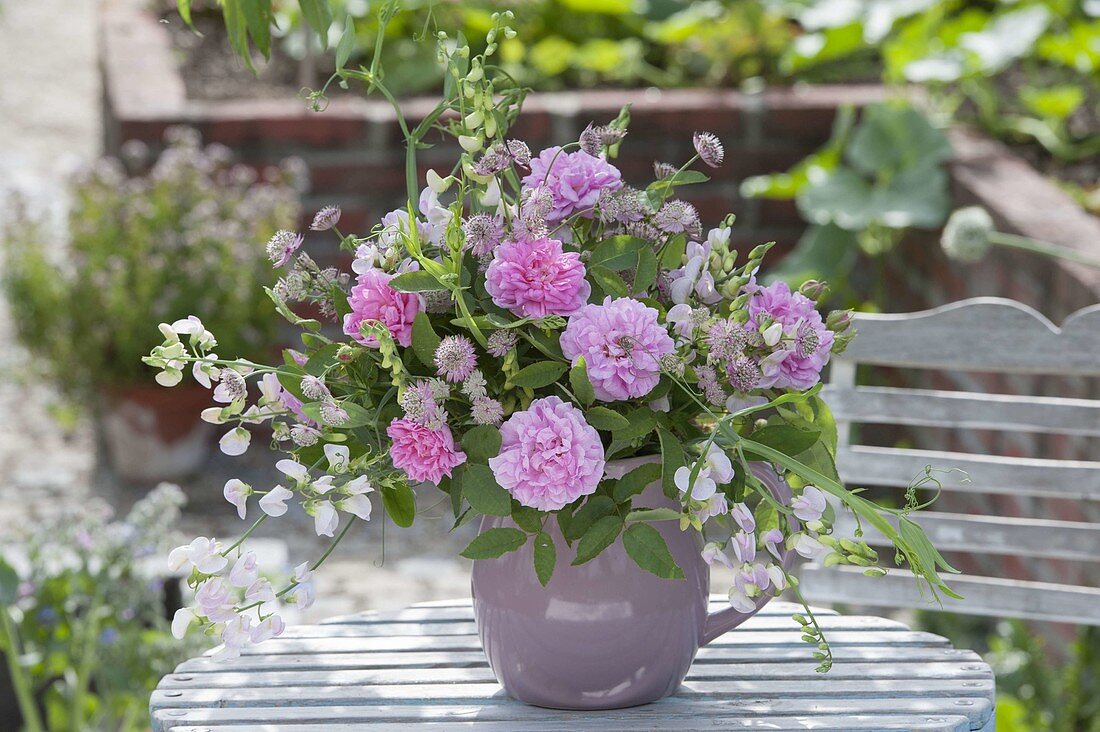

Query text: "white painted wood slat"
[150, 600, 994, 731]
[802, 565, 1100, 625]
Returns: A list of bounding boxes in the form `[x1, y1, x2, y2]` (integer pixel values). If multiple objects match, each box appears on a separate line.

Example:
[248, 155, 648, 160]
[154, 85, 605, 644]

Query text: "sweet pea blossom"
[674, 444, 734, 501]
[702, 542, 735, 569]
[747, 281, 835, 391]
[219, 427, 251, 456]
[276, 459, 310, 485]
[259, 485, 294, 517]
[794, 533, 829, 560]
[324, 444, 351, 474]
[223, 479, 251, 520]
[762, 528, 785, 560]
[229, 551, 260, 588]
[730, 531, 757, 564]
[169, 537, 228, 575]
[730, 503, 756, 533]
[195, 577, 237, 622]
[289, 562, 315, 610]
[792, 486, 827, 522]
[312, 502, 339, 537]
[171, 607, 198, 640]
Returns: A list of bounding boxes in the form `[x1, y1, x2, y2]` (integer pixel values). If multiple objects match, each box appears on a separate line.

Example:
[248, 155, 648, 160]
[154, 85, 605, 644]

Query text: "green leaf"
[297, 0, 332, 47]
[564, 495, 616, 541]
[382, 484, 416, 528]
[633, 247, 658, 294]
[511, 361, 568, 389]
[846, 104, 952, 177]
[335, 14, 355, 69]
[585, 406, 631, 431]
[457, 464, 511, 517]
[242, 0, 273, 59]
[461, 527, 527, 560]
[177, 0, 194, 26]
[589, 236, 648, 270]
[625, 507, 682, 523]
[797, 169, 873, 231]
[659, 234, 687, 270]
[765, 224, 858, 290]
[571, 515, 624, 565]
[587, 265, 629, 298]
[613, 408, 657, 440]
[569, 360, 596, 406]
[222, 0, 255, 72]
[0, 558, 19, 605]
[870, 161, 950, 229]
[511, 504, 543, 533]
[748, 425, 822, 458]
[533, 531, 556, 586]
[389, 270, 443, 292]
[623, 524, 685, 579]
[612, 462, 662, 503]
[461, 425, 502, 463]
[658, 427, 686, 500]
[411, 312, 441, 369]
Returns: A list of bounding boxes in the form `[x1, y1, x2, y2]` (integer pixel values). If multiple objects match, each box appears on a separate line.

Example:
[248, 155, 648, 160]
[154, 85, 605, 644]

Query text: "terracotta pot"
[471, 458, 795, 710]
[99, 383, 214, 483]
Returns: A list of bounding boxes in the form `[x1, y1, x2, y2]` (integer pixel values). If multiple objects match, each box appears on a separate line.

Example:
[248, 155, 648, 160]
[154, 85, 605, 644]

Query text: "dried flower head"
[693, 131, 725, 168]
[266, 230, 304, 267]
[434, 335, 478, 383]
[309, 205, 342, 231]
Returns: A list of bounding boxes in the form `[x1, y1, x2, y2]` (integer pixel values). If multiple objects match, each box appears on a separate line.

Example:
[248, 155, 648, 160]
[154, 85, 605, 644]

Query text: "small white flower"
[158, 322, 180, 343]
[674, 465, 716, 501]
[426, 169, 452, 193]
[339, 493, 374, 521]
[766, 564, 788, 591]
[229, 551, 259, 588]
[701, 542, 734, 569]
[171, 607, 197, 640]
[276, 459, 310, 484]
[155, 368, 183, 387]
[792, 486, 827, 523]
[258, 373, 283, 405]
[666, 303, 695, 338]
[201, 407, 227, 424]
[794, 533, 829, 560]
[324, 444, 350, 474]
[223, 479, 251, 520]
[312, 475, 336, 494]
[219, 427, 251, 456]
[245, 578, 277, 605]
[250, 614, 285, 644]
[763, 322, 784, 347]
[191, 354, 220, 389]
[728, 586, 756, 613]
[168, 537, 228, 575]
[313, 502, 339, 537]
[170, 316, 204, 335]
[259, 485, 294, 517]
[344, 475, 373, 495]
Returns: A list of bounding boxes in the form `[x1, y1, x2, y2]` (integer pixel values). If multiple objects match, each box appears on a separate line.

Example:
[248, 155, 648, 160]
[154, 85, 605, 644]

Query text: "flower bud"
[798, 279, 828, 301]
[826, 309, 853, 332]
[941, 206, 994, 263]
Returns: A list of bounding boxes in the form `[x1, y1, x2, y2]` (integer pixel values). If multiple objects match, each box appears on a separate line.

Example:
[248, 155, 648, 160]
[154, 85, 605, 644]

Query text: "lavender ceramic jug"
[471, 458, 794, 710]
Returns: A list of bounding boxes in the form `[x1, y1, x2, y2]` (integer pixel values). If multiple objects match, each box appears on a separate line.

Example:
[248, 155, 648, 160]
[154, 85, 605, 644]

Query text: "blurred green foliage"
[0, 128, 302, 399]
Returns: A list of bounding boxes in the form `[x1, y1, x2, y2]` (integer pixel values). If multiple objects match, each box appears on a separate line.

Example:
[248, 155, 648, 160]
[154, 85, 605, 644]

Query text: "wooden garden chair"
[804, 297, 1100, 624]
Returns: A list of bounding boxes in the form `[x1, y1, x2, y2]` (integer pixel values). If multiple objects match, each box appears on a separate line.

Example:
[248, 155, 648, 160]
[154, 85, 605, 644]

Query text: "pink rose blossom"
[485, 237, 591, 318]
[523, 147, 623, 222]
[559, 297, 675, 402]
[387, 418, 466, 486]
[343, 268, 422, 348]
[488, 396, 605, 511]
[747, 281, 834, 391]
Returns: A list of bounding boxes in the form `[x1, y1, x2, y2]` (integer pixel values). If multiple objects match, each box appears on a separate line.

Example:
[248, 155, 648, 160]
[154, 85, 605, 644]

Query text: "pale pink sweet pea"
[290, 562, 315, 610]
[730, 502, 756, 533]
[223, 479, 251, 520]
[484, 237, 590, 318]
[250, 615, 286, 644]
[228, 551, 259, 588]
[792, 486, 827, 522]
[730, 531, 757, 564]
[559, 297, 675, 402]
[343, 268, 423, 348]
[387, 418, 467, 486]
[246, 578, 277, 605]
[195, 578, 237, 623]
[762, 528, 784, 560]
[259, 485, 293, 517]
[219, 427, 251, 456]
[701, 542, 735, 569]
[488, 396, 605, 511]
[169, 537, 228, 575]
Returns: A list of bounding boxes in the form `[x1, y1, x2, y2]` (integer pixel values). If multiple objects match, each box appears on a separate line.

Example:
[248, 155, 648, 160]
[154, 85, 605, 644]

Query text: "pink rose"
[343, 268, 422, 348]
[387, 418, 466, 486]
[485, 236, 591, 318]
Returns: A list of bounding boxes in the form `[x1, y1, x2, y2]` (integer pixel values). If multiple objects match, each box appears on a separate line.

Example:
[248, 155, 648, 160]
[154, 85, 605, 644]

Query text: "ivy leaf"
[612, 462, 662, 503]
[461, 528, 527, 560]
[382, 484, 416, 528]
[585, 406, 631, 431]
[511, 361, 568, 389]
[569, 359, 596, 406]
[533, 531, 556, 586]
[461, 425, 502, 463]
[389, 270, 443, 292]
[456, 464, 511, 517]
[571, 515, 624, 566]
[411, 312, 441, 368]
[623, 524, 685, 579]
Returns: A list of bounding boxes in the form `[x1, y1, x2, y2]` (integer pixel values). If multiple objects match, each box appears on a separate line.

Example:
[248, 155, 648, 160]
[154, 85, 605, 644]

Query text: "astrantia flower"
[471, 396, 504, 426]
[309, 205, 341, 231]
[653, 161, 678, 179]
[747, 281, 834, 391]
[579, 123, 627, 156]
[320, 401, 349, 426]
[434, 335, 478, 383]
[706, 319, 749, 364]
[693, 131, 725, 168]
[300, 375, 331, 401]
[219, 368, 248, 402]
[559, 297, 675, 402]
[488, 396, 605, 511]
[387, 418, 467, 486]
[462, 213, 505, 257]
[726, 355, 762, 393]
[487, 329, 517, 357]
[655, 200, 700, 235]
[343, 268, 422, 348]
[522, 147, 623, 222]
[266, 230, 303, 267]
[598, 186, 649, 225]
[485, 237, 591, 318]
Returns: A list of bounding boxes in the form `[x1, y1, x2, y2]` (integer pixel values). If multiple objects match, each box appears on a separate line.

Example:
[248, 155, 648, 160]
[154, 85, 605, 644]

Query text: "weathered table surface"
[151, 597, 995, 731]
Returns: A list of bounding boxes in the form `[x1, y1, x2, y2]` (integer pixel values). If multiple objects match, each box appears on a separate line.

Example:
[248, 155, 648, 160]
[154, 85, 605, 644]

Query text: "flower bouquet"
[148, 13, 957, 710]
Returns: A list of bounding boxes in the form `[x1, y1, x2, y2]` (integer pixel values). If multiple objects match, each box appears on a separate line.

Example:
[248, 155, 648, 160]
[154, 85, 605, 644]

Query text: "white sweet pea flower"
[194, 577, 237, 622]
[258, 373, 283, 405]
[762, 322, 784, 347]
[158, 322, 180, 344]
[156, 368, 183, 387]
[312, 475, 336, 494]
[648, 395, 671, 413]
[459, 134, 483, 153]
[728, 586, 756, 613]
[791, 486, 827, 522]
[171, 607, 198, 640]
[324, 444, 350, 474]
[339, 493, 374, 521]
[730, 503, 756, 533]
[276, 459, 310, 485]
[794, 533, 829, 560]
[170, 316, 204, 335]
[290, 562, 315, 610]
[701, 542, 734, 569]
[259, 485, 293, 517]
[228, 551, 260, 589]
[766, 564, 788, 591]
[168, 537, 228, 575]
[666, 303, 695, 338]
[201, 407, 227, 424]
[219, 427, 251, 456]
[223, 479, 251, 520]
[425, 169, 452, 193]
[216, 615, 253, 660]
[191, 354, 220, 389]
[730, 531, 757, 564]
[703, 444, 734, 484]
[313, 502, 339, 537]
[250, 614, 286, 644]
[343, 475, 373, 495]
[245, 578, 277, 605]
[674, 465, 716, 501]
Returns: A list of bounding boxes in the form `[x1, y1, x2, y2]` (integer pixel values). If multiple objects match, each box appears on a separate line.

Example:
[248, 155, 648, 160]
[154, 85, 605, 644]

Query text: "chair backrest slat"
[802, 298, 1100, 624]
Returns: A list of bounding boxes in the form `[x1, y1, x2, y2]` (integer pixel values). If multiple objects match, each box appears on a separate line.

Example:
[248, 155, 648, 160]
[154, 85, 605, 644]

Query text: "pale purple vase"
[471, 458, 795, 710]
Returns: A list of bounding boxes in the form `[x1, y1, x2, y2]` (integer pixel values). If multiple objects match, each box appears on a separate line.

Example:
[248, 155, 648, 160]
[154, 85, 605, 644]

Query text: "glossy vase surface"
[471, 458, 793, 710]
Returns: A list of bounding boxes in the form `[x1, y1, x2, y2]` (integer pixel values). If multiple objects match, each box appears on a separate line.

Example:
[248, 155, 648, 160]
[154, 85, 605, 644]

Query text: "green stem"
[990, 232, 1100, 270]
[1, 608, 44, 732]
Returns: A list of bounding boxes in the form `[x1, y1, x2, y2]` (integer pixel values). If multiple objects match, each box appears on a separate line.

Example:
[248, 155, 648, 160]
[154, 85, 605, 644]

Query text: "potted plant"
[150, 15, 956, 709]
[0, 129, 303, 483]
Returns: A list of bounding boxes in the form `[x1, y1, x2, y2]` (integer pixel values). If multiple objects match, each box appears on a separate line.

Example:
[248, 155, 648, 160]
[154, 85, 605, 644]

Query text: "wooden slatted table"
[150, 598, 995, 731]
